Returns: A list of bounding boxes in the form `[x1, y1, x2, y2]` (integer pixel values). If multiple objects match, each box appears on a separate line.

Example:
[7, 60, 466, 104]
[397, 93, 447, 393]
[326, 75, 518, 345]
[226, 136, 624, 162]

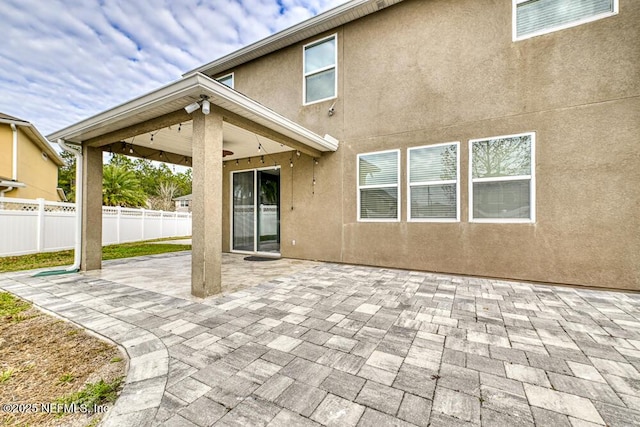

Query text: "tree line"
[58, 151, 192, 210]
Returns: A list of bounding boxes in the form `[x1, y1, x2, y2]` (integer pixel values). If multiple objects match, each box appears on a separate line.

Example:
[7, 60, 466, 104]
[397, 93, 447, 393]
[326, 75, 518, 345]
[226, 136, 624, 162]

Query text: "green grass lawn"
[0, 238, 191, 273]
[0, 292, 31, 317]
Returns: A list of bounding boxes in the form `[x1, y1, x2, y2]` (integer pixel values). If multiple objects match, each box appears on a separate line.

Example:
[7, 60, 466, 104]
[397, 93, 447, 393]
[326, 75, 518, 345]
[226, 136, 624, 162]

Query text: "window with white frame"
[514, 0, 617, 40]
[408, 143, 459, 221]
[216, 73, 234, 88]
[358, 150, 400, 221]
[470, 133, 535, 222]
[303, 35, 336, 105]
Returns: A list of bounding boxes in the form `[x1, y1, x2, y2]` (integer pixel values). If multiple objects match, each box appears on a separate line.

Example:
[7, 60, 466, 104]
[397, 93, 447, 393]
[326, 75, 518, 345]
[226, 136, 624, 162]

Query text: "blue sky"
[0, 0, 348, 135]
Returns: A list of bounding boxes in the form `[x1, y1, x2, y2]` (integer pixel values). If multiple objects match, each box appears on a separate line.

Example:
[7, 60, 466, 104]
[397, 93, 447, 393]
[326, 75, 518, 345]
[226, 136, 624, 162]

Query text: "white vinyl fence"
[233, 204, 279, 241]
[0, 197, 192, 256]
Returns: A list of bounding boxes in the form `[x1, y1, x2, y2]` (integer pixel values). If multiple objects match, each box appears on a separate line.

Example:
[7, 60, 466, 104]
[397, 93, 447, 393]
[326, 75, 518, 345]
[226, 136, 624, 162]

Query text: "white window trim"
[303, 33, 338, 106]
[216, 72, 235, 89]
[512, 0, 619, 41]
[469, 132, 536, 224]
[407, 142, 460, 223]
[357, 149, 401, 222]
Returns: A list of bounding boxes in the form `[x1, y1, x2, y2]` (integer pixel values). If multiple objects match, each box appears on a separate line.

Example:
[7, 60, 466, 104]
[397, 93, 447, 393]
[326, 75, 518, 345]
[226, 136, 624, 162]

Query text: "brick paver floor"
[2, 253, 640, 426]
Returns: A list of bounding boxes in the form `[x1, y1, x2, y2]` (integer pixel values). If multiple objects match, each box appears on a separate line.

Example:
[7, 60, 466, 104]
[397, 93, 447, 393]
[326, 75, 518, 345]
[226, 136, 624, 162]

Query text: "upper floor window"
[514, 0, 618, 40]
[469, 133, 535, 223]
[408, 142, 459, 222]
[303, 35, 337, 105]
[216, 73, 234, 89]
[358, 150, 400, 222]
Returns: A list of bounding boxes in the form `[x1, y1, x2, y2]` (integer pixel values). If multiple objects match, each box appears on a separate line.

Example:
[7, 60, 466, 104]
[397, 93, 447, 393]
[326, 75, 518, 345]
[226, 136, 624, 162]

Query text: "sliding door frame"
[230, 165, 281, 257]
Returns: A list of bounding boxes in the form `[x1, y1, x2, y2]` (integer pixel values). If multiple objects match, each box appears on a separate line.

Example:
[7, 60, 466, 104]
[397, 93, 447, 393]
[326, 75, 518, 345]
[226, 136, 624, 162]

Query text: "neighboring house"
[174, 194, 192, 212]
[49, 0, 639, 295]
[0, 113, 64, 200]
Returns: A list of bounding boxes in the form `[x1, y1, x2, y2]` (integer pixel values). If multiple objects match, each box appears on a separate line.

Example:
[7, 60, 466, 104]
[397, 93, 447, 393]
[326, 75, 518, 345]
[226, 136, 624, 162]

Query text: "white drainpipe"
[57, 139, 83, 272]
[0, 124, 19, 197]
[11, 124, 17, 180]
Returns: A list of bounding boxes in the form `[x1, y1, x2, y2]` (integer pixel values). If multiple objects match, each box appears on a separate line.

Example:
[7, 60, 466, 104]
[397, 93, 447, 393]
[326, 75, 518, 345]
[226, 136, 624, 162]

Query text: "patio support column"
[81, 145, 103, 271]
[191, 109, 223, 297]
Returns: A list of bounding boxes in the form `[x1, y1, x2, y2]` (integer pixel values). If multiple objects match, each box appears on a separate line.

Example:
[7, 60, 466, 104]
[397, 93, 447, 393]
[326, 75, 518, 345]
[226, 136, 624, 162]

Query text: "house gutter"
[0, 124, 18, 197]
[34, 139, 83, 276]
[0, 118, 64, 166]
[47, 73, 339, 153]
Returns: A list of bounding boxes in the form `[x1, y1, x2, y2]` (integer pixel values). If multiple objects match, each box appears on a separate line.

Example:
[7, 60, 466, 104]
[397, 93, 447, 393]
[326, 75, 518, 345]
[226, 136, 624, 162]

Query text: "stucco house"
[0, 113, 64, 200]
[48, 0, 639, 296]
[174, 194, 193, 212]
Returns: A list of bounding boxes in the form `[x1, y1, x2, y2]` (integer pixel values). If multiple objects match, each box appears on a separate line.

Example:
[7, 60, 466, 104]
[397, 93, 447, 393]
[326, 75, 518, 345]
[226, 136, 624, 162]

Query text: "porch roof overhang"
[0, 179, 26, 190]
[47, 73, 338, 157]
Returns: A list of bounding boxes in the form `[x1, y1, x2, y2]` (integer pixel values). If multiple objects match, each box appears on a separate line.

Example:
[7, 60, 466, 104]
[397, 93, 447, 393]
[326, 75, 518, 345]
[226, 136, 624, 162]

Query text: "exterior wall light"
[184, 95, 211, 114]
[184, 102, 200, 114]
[201, 100, 210, 115]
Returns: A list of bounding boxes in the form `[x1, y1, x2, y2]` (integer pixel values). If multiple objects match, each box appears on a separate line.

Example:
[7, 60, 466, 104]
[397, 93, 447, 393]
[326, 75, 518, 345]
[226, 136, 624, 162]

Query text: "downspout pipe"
[0, 124, 18, 197]
[34, 139, 83, 275]
[58, 139, 82, 272]
[11, 124, 17, 180]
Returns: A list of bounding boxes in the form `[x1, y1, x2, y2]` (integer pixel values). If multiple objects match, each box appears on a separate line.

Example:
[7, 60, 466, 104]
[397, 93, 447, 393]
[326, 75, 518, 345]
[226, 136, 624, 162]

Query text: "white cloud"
[0, 0, 348, 135]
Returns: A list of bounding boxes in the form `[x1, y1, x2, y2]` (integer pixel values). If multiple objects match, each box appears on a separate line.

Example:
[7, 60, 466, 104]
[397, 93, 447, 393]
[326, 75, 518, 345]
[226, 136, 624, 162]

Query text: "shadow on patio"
[85, 252, 321, 301]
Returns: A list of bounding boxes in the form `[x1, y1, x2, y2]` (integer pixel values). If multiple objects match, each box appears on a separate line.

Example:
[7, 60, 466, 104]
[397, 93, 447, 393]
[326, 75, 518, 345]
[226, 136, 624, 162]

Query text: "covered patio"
[48, 73, 338, 298]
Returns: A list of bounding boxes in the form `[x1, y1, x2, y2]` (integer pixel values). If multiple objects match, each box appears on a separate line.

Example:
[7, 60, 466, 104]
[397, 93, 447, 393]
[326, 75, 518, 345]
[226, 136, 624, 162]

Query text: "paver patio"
[1, 252, 640, 426]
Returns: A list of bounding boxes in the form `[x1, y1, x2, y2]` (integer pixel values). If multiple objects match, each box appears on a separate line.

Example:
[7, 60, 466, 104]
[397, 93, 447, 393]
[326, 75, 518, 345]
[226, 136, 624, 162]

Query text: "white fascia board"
[23, 126, 65, 166]
[47, 73, 338, 152]
[184, 0, 404, 78]
[47, 74, 206, 142]
[0, 118, 29, 126]
[0, 180, 26, 188]
[1, 118, 64, 166]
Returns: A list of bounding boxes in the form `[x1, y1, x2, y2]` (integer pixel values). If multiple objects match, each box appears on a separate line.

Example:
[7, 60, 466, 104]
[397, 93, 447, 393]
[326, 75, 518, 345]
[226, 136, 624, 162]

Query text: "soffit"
[125, 121, 293, 161]
[48, 73, 337, 156]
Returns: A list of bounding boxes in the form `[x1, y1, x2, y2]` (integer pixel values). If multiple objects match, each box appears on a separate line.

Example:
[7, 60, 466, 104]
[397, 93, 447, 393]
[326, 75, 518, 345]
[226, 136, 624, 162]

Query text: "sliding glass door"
[232, 171, 254, 252]
[257, 169, 280, 253]
[232, 168, 280, 254]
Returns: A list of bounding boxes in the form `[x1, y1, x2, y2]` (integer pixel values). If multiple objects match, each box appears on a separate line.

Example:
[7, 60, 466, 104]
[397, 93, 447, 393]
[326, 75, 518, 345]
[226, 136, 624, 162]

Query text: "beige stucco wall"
[0, 125, 13, 178]
[218, 0, 640, 290]
[0, 124, 61, 200]
[222, 149, 343, 262]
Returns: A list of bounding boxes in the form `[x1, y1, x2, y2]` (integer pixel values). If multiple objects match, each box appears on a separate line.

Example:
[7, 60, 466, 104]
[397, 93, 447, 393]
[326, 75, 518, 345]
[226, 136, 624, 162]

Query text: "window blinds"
[516, 0, 614, 38]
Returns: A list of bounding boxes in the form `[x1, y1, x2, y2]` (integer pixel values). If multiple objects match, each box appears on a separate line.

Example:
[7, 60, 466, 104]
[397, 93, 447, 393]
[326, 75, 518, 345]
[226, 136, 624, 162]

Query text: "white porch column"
[191, 109, 223, 297]
[81, 145, 103, 271]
